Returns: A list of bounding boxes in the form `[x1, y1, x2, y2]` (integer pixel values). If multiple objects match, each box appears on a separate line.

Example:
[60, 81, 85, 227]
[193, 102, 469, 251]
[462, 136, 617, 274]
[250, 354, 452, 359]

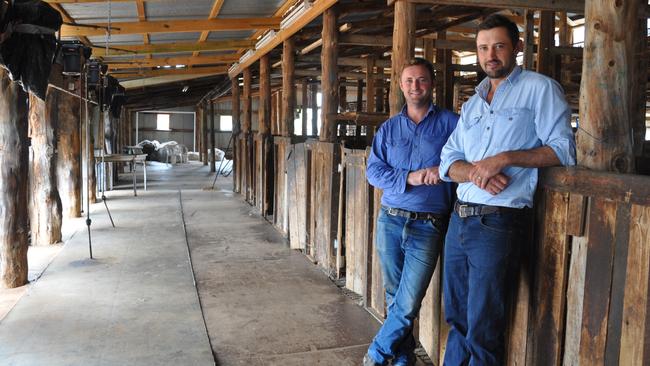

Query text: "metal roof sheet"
[62, 2, 137, 24]
[218, 0, 286, 18]
[144, 0, 214, 21]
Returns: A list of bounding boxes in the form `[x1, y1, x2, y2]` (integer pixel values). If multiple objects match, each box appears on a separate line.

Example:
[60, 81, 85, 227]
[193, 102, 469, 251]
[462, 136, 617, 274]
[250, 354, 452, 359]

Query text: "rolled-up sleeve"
[439, 112, 466, 182]
[366, 125, 409, 194]
[534, 79, 576, 166]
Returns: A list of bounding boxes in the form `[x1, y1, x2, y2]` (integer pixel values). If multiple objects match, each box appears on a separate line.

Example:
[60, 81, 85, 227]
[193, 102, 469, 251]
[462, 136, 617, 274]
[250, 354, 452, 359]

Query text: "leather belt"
[383, 206, 445, 221]
[454, 201, 523, 218]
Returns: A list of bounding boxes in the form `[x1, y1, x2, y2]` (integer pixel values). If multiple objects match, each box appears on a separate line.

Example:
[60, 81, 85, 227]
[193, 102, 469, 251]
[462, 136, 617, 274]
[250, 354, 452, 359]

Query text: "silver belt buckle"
[387, 207, 397, 216]
[457, 204, 469, 218]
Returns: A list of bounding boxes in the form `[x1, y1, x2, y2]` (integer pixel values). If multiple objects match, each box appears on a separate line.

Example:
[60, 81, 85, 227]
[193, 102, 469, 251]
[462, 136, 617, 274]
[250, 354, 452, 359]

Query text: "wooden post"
[356, 79, 363, 112]
[632, 17, 648, 157]
[232, 77, 241, 192]
[537, 11, 554, 77]
[339, 81, 348, 112]
[88, 104, 98, 204]
[260, 55, 271, 136]
[301, 82, 308, 136]
[58, 85, 82, 218]
[577, 0, 638, 173]
[282, 38, 295, 138]
[390, 0, 415, 115]
[243, 68, 252, 135]
[319, 6, 339, 142]
[202, 101, 208, 165]
[523, 10, 535, 70]
[310, 82, 318, 136]
[376, 67, 385, 113]
[0, 69, 29, 288]
[29, 90, 63, 246]
[366, 57, 376, 113]
[436, 31, 453, 110]
[210, 100, 216, 172]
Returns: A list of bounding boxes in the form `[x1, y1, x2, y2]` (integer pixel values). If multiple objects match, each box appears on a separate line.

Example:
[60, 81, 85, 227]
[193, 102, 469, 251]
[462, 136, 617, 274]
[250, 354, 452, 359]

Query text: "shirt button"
[487, 127, 490, 130]
[490, 110, 494, 114]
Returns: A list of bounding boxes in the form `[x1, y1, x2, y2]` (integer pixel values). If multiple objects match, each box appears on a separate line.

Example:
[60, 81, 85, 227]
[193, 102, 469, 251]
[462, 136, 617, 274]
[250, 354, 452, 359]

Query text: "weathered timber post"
[376, 67, 385, 113]
[202, 101, 208, 165]
[57, 87, 82, 218]
[29, 90, 63, 246]
[366, 57, 376, 113]
[436, 31, 453, 110]
[301, 82, 308, 135]
[631, 16, 648, 158]
[356, 79, 363, 112]
[243, 68, 253, 202]
[0, 69, 29, 288]
[389, 0, 415, 115]
[280, 38, 296, 137]
[259, 55, 273, 215]
[310, 82, 318, 136]
[319, 6, 339, 142]
[577, 0, 638, 173]
[523, 10, 535, 70]
[210, 100, 216, 172]
[232, 77, 241, 192]
[88, 104, 98, 204]
[339, 81, 347, 113]
[536, 11, 554, 77]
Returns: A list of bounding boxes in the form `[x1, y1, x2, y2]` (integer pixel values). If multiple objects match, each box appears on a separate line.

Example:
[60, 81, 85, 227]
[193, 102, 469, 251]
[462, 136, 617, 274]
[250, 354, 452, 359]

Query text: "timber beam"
[92, 40, 255, 56]
[402, 0, 584, 13]
[61, 17, 282, 37]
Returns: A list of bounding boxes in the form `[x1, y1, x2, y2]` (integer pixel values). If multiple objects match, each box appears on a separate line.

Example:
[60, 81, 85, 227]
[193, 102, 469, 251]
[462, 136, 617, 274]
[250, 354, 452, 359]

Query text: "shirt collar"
[476, 65, 523, 99]
[399, 102, 437, 122]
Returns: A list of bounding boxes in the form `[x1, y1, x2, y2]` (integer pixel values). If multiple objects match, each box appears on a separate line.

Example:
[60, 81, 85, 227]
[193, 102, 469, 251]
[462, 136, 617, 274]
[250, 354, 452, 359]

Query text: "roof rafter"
[92, 40, 255, 56]
[61, 17, 282, 37]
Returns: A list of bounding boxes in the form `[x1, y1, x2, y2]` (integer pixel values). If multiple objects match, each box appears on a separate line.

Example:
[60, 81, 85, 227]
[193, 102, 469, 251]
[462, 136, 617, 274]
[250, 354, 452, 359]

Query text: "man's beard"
[483, 56, 516, 79]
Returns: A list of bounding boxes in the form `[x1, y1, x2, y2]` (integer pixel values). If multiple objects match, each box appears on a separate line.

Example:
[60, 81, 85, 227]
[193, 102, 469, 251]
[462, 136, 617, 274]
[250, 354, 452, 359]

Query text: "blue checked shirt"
[439, 66, 576, 208]
[367, 103, 459, 214]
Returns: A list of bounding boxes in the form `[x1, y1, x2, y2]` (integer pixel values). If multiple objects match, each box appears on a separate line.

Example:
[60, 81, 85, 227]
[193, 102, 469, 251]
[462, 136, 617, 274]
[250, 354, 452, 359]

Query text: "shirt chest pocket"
[493, 108, 535, 148]
[421, 135, 445, 165]
[386, 138, 410, 168]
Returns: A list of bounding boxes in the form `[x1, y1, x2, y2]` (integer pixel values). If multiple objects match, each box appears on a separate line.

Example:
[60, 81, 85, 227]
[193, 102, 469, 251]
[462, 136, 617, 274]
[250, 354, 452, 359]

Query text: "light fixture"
[182, 86, 189, 93]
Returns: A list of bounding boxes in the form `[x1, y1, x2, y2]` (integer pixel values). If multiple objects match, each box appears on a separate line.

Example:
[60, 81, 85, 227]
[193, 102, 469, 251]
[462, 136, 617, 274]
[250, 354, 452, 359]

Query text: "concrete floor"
[0, 161, 391, 366]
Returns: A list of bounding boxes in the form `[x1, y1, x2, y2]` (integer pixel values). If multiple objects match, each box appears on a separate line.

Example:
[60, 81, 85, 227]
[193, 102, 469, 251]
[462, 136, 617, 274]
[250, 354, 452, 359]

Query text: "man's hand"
[408, 166, 441, 186]
[482, 173, 510, 195]
[423, 166, 441, 185]
[407, 170, 426, 186]
[469, 154, 508, 189]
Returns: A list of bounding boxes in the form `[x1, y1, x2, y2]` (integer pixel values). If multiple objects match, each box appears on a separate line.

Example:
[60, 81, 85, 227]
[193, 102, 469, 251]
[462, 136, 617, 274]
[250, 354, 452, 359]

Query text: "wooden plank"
[530, 190, 571, 366]
[619, 204, 650, 365]
[536, 11, 554, 77]
[523, 10, 535, 70]
[604, 202, 632, 364]
[539, 167, 650, 206]
[419, 257, 442, 362]
[579, 198, 618, 364]
[563, 234, 589, 366]
[366, 57, 376, 113]
[370, 186, 385, 318]
[566, 193, 587, 237]
[389, 0, 415, 115]
[107, 55, 239, 69]
[319, 7, 339, 142]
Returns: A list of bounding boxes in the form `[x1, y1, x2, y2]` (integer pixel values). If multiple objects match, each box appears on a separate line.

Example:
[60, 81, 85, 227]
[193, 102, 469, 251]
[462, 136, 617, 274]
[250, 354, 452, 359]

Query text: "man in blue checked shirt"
[439, 15, 576, 365]
[363, 58, 459, 366]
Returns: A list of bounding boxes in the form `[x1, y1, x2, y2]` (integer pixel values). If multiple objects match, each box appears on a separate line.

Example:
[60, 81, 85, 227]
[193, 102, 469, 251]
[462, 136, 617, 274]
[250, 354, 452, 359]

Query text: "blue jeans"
[367, 208, 444, 365]
[443, 209, 525, 366]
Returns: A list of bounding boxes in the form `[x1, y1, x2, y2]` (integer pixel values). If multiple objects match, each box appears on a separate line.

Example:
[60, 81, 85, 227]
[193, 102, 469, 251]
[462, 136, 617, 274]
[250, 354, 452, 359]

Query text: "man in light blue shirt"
[438, 15, 576, 365]
[364, 58, 458, 366]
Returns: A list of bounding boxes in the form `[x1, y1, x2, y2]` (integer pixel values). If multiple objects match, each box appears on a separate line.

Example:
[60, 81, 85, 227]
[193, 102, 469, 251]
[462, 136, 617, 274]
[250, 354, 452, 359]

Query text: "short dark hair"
[401, 57, 435, 81]
[477, 14, 520, 47]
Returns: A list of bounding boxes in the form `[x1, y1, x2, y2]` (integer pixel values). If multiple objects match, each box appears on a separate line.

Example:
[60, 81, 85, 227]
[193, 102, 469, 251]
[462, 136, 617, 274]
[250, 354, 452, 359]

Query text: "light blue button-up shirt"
[439, 66, 576, 208]
[367, 103, 459, 214]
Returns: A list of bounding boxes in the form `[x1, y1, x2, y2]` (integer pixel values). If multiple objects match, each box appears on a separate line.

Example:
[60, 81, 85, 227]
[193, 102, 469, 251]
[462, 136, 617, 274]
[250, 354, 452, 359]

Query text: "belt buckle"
[387, 207, 397, 216]
[457, 204, 469, 218]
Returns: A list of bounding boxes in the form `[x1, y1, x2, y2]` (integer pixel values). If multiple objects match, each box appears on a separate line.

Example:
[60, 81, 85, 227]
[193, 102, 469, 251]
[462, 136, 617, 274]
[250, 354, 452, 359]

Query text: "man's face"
[399, 64, 433, 107]
[476, 26, 521, 79]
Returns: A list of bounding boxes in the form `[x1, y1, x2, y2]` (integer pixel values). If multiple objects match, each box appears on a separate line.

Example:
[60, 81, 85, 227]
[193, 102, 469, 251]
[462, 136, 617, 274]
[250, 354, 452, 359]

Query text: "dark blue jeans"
[443, 209, 525, 366]
[367, 208, 444, 365]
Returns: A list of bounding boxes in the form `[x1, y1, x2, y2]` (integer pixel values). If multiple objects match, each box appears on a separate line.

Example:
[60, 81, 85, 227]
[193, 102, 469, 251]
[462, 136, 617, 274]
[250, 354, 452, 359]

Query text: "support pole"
[389, 0, 415, 115]
[366, 57, 376, 113]
[202, 101, 208, 165]
[536, 10, 554, 77]
[58, 83, 82, 218]
[232, 76, 241, 192]
[320, 6, 339, 142]
[523, 10, 535, 70]
[301, 82, 308, 136]
[210, 100, 216, 172]
[436, 31, 453, 110]
[29, 90, 63, 246]
[577, 0, 639, 173]
[280, 38, 296, 137]
[0, 69, 29, 288]
[310, 82, 318, 136]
